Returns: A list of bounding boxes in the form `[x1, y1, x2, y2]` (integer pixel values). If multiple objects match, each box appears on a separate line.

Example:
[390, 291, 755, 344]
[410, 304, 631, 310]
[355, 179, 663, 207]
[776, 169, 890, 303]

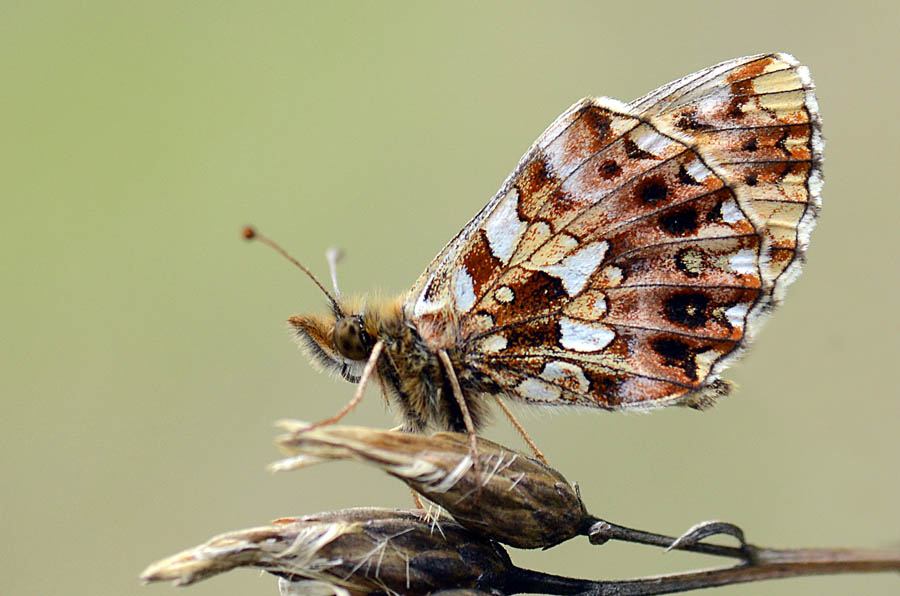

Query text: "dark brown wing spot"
[745, 173, 759, 186]
[651, 336, 700, 381]
[582, 369, 624, 407]
[726, 79, 753, 119]
[663, 293, 711, 328]
[583, 109, 613, 141]
[494, 270, 567, 326]
[599, 159, 621, 179]
[659, 208, 699, 236]
[503, 318, 561, 351]
[742, 137, 759, 152]
[515, 270, 567, 307]
[515, 155, 557, 218]
[637, 176, 669, 205]
[706, 200, 724, 222]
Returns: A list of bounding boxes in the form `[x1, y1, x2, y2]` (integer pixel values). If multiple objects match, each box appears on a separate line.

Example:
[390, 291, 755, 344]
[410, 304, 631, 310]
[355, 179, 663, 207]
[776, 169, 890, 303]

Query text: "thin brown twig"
[586, 518, 749, 560]
[505, 546, 900, 595]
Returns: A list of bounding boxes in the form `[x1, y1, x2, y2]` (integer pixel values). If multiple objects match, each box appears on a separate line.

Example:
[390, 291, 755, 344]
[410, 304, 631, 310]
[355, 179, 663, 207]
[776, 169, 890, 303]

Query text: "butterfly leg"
[491, 395, 548, 465]
[376, 375, 392, 408]
[306, 340, 385, 430]
[437, 349, 479, 461]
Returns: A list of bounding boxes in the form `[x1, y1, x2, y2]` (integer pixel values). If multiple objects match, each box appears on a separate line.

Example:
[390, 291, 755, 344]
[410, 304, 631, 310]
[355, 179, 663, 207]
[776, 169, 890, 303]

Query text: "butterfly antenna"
[242, 226, 342, 315]
[325, 247, 344, 300]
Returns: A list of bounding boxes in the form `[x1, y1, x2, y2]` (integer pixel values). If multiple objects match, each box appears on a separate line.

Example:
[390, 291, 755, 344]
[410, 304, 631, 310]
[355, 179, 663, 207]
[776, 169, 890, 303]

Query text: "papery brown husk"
[142, 507, 514, 595]
[275, 425, 591, 549]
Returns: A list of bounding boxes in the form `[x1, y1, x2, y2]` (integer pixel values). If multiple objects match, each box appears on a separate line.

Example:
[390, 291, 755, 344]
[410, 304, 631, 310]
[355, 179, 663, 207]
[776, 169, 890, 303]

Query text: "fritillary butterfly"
[283, 53, 823, 436]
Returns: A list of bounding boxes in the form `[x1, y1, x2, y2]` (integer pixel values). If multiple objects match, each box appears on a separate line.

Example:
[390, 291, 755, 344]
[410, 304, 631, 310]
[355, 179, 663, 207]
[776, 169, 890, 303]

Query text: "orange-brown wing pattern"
[405, 54, 821, 411]
[629, 52, 822, 312]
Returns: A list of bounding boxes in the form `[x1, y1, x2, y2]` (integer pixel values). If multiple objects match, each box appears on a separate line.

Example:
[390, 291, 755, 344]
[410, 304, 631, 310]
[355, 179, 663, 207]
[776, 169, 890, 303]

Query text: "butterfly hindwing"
[630, 52, 823, 308]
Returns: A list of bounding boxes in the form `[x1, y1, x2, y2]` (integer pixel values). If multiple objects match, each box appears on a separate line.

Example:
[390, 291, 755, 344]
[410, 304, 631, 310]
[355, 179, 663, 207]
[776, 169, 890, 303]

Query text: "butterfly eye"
[333, 316, 371, 361]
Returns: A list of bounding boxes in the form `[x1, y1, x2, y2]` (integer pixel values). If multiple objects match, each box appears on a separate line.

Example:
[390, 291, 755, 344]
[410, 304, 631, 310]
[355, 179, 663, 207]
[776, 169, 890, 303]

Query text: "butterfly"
[263, 53, 822, 444]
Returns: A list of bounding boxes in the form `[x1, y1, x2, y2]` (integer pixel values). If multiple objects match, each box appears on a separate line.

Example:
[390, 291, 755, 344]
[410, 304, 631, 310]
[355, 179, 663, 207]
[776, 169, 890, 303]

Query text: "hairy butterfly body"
[287, 53, 823, 435]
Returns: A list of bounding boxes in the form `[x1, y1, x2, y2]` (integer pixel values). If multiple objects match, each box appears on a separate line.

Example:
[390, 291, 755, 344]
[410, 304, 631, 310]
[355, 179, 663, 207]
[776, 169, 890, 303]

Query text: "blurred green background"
[3, 2, 898, 595]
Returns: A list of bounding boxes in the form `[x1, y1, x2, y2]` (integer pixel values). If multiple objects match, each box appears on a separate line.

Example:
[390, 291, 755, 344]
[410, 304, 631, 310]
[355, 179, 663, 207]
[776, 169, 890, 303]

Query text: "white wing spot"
[729, 248, 757, 275]
[685, 158, 713, 182]
[540, 361, 590, 393]
[721, 199, 745, 224]
[518, 378, 562, 402]
[537, 241, 608, 296]
[484, 189, 527, 263]
[632, 128, 676, 157]
[724, 302, 750, 328]
[453, 267, 477, 312]
[697, 91, 729, 117]
[559, 317, 615, 352]
[478, 334, 507, 353]
[495, 286, 515, 303]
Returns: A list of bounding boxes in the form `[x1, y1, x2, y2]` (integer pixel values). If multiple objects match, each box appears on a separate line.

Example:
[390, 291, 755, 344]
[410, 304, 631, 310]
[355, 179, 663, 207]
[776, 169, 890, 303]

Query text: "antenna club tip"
[241, 226, 257, 240]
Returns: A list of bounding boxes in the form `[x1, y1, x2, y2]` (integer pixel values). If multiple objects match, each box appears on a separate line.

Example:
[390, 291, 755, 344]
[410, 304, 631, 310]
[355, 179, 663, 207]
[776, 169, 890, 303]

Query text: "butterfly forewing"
[404, 53, 821, 412]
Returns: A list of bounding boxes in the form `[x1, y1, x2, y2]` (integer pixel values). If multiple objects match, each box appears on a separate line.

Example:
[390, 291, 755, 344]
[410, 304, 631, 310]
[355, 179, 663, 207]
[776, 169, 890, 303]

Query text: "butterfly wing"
[405, 54, 821, 411]
[629, 52, 823, 311]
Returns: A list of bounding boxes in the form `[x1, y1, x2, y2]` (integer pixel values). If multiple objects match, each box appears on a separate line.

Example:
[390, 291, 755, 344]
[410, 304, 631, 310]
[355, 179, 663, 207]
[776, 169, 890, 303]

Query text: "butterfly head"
[287, 301, 367, 383]
[288, 296, 401, 383]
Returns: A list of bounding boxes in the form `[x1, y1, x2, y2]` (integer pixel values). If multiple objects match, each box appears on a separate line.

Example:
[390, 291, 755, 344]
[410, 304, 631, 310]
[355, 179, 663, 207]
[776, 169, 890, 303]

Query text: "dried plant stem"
[587, 519, 748, 560]
[503, 546, 900, 596]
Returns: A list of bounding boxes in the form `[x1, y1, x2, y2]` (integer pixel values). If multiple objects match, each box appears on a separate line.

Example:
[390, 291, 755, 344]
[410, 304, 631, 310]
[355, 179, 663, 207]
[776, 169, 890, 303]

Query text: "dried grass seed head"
[274, 425, 590, 549]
